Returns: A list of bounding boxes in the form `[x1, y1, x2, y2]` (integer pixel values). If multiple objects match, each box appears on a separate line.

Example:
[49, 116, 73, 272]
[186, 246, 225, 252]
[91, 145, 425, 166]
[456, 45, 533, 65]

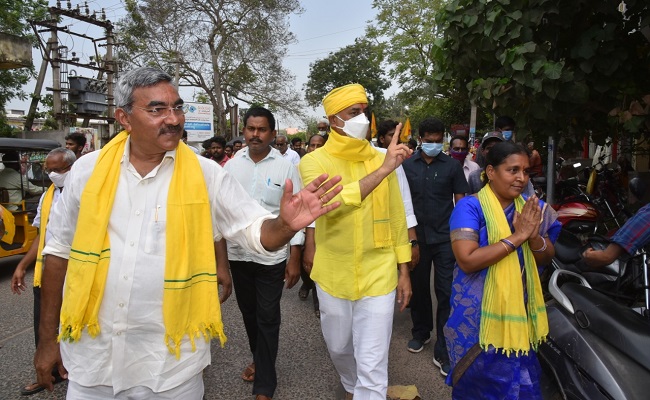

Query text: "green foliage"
[0, 0, 48, 112]
[368, 0, 489, 133]
[288, 131, 306, 144]
[368, 0, 446, 104]
[304, 38, 389, 111]
[435, 0, 650, 144]
[302, 116, 321, 136]
[117, 0, 304, 135]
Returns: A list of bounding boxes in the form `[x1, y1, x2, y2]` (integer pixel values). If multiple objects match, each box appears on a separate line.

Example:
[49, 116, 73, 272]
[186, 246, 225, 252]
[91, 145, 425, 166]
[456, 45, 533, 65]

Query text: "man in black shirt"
[402, 117, 468, 377]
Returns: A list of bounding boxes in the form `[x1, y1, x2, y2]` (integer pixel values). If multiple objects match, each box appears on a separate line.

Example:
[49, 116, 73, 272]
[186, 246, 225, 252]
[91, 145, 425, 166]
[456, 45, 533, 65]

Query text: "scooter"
[538, 236, 650, 399]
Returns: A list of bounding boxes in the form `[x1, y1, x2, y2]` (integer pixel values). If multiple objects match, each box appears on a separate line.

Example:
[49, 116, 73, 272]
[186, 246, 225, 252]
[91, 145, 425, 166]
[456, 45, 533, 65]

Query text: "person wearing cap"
[469, 132, 536, 197]
[299, 83, 412, 400]
[467, 132, 505, 194]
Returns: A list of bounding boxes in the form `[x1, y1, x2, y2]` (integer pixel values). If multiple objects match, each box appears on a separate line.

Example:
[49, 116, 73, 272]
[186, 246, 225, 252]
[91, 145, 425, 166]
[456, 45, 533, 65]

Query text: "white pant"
[66, 371, 204, 400]
[317, 284, 395, 400]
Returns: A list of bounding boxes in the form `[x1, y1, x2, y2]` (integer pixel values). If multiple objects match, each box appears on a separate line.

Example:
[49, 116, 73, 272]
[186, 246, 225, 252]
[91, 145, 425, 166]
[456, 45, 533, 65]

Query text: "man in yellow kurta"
[299, 84, 412, 400]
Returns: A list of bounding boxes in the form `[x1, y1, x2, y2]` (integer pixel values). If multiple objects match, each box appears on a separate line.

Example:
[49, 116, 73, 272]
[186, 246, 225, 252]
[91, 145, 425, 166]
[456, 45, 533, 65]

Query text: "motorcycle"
[538, 233, 650, 399]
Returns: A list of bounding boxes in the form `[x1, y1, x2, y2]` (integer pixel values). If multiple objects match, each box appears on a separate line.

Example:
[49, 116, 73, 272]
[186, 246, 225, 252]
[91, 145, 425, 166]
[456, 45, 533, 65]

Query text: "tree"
[302, 116, 321, 136]
[433, 0, 650, 144]
[367, 0, 494, 133]
[117, 0, 304, 136]
[367, 0, 446, 104]
[304, 38, 390, 111]
[0, 0, 49, 131]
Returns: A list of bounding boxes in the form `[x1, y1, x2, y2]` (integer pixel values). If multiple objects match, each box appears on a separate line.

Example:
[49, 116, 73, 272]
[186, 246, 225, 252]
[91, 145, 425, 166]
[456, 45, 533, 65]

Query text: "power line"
[296, 26, 365, 43]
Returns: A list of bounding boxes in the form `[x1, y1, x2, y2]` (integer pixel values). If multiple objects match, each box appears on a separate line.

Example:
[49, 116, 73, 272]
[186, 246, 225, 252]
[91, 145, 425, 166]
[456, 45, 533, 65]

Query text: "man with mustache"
[33, 67, 342, 399]
[224, 107, 303, 400]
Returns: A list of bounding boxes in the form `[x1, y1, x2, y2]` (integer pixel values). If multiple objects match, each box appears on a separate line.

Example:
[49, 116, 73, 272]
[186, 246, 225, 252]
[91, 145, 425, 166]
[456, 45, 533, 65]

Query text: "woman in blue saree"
[444, 142, 561, 399]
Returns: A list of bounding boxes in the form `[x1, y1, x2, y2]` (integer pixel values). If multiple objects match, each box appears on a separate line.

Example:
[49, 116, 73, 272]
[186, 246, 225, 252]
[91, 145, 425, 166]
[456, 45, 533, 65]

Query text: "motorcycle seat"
[554, 236, 582, 264]
[562, 282, 650, 371]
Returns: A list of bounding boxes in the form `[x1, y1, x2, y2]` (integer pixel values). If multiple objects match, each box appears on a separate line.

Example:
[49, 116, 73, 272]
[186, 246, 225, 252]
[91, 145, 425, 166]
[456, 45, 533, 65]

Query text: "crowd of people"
[8, 66, 646, 400]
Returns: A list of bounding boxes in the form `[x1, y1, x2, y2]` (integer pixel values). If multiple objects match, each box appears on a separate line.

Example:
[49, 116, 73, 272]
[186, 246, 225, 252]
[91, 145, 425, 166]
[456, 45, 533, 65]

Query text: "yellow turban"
[322, 84, 368, 116]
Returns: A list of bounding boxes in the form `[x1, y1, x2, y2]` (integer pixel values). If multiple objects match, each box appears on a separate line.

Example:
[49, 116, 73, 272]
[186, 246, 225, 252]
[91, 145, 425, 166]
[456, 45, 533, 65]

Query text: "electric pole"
[27, 1, 115, 135]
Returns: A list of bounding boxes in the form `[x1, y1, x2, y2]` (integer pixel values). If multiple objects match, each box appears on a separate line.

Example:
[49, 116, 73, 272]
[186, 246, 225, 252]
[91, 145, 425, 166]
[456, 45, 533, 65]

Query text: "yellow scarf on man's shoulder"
[323, 131, 392, 247]
[33, 184, 55, 287]
[477, 184, 548, 356]
[58, 131, 226, 358]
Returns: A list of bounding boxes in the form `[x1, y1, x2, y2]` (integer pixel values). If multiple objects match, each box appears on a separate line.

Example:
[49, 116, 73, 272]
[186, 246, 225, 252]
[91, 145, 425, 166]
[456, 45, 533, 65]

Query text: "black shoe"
[433, 356, 450, 377]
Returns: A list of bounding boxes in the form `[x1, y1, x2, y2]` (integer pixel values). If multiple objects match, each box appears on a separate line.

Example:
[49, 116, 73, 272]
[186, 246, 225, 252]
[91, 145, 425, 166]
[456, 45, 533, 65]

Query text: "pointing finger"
[391, 123, 402, 146]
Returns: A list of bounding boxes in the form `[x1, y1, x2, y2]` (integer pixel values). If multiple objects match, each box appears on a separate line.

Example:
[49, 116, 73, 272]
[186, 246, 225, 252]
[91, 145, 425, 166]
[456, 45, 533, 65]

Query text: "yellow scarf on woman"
[477, 184, 548, 356]
[33, 184, 55, 288]
[324, 131, 392, 247]
[58, 131, 226, 358]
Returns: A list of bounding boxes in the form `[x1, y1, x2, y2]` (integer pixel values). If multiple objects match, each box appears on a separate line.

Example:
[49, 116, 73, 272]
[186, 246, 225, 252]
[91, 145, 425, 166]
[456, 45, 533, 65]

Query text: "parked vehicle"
[539, 233, 650, 399]
[0, 138, 60, 259]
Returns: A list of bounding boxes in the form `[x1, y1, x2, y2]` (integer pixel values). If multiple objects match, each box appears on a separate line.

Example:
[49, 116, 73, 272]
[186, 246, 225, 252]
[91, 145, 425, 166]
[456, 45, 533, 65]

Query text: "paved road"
[0, 258, 451, 399]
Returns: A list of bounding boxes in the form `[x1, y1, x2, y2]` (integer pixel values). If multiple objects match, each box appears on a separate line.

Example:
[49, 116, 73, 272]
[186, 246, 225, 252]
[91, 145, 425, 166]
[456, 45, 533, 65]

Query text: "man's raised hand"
[280, 174, 343, 232]
[383, 122, 413, 173]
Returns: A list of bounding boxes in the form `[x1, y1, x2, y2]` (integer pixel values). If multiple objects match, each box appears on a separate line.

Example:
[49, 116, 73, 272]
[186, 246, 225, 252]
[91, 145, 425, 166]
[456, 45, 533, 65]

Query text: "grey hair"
[47, 147, 77, 166]
[318, 118, 329, 125]
[276, 135, 288, 141]
[115, 67, 174, 113]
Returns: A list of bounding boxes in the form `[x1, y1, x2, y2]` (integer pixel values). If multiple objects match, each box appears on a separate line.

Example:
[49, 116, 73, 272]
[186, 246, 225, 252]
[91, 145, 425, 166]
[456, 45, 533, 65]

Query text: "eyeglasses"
[132, 104, 187, 119]
[44, 164, 72, 174]
[275, 142, 288, 147]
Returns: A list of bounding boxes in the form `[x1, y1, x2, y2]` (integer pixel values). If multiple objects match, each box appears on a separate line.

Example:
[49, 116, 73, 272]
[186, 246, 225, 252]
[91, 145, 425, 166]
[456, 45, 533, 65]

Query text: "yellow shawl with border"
[324, 131, 392, 247]
[58, 131, 226, 358]
[478, 184, 547, 356]
[33, 184, 55, 287]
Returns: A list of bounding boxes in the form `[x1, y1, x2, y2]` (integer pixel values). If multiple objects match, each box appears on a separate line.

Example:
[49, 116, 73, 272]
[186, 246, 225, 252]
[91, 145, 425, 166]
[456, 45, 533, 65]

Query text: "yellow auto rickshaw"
[0, 138, 60, 258]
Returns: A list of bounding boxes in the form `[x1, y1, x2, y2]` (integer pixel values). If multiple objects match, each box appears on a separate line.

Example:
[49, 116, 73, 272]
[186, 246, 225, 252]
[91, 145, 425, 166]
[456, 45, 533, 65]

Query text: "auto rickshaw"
[0, 138, 61, 258]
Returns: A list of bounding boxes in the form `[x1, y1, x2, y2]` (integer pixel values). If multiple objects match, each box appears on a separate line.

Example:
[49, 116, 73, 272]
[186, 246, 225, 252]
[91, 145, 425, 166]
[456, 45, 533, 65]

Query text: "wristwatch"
[410, 239, 418, 247]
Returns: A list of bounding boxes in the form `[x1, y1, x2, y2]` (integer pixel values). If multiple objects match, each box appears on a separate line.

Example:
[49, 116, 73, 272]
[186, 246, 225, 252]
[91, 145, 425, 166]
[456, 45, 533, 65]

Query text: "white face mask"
[318, 130, 327, 136]
[48, 171, 69, 188]
[335, 113, 370, 140]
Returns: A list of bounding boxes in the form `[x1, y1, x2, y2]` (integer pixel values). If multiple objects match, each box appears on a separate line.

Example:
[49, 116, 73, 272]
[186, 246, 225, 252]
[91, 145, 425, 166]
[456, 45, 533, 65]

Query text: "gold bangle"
[499, 241, 511, 256]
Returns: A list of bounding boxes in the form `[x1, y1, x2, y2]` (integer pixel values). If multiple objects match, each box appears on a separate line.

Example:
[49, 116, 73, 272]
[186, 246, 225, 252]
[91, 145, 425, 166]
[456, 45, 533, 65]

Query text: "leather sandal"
[20, 382, 45, 396]
[298, 284, 310, 300]
[241, 362, 255, 382]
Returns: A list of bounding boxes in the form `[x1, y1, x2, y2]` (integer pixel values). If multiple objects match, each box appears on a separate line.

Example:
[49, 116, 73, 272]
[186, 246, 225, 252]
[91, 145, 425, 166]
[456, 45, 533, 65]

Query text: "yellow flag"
[400, 118, 412, 142]
[370, 112, 378, 138]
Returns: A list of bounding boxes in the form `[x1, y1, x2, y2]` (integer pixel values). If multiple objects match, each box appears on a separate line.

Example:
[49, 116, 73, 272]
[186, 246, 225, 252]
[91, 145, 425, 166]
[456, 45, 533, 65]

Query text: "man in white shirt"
[11, 147, 76, 396]
[274, 135, 301, 165]
[224, 107, 303, 400]
[448, 135, 480, 182]
[33, 67, 343, 399]
[374, 119, 419, 265]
